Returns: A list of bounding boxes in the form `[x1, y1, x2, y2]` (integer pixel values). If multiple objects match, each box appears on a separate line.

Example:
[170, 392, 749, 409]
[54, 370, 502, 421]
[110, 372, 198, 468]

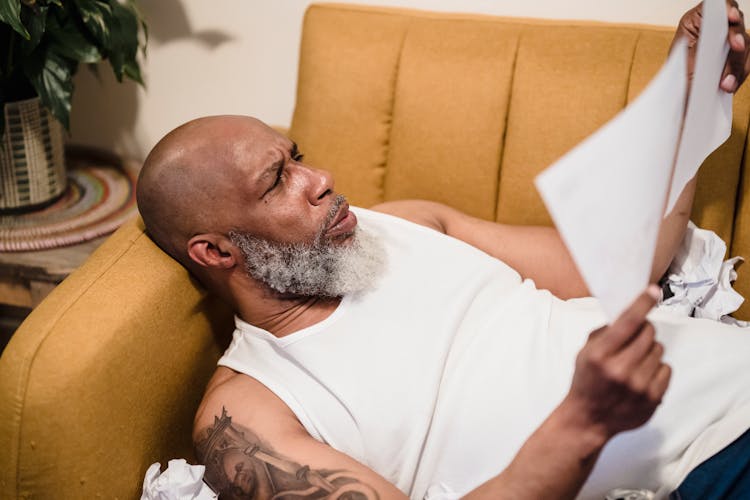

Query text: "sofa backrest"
[289, 3, 750, 316]
[0, 217, 234, 499]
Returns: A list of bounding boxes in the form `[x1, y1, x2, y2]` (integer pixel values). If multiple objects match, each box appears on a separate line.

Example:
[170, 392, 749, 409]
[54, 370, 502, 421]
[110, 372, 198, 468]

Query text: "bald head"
[136, 115, 284, 267]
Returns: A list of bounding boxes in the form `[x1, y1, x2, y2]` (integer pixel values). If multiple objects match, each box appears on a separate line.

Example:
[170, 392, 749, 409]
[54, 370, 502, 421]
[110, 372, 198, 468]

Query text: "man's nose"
[305, 166, 334, 205]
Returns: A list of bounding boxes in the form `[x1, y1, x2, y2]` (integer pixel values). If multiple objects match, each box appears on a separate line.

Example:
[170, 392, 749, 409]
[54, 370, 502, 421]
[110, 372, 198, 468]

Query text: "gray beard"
[229, 221, 386, 298]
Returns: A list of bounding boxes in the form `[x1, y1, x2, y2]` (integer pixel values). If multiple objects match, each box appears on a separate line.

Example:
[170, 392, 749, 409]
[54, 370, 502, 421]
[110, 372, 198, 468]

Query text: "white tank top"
[218, 208, 750, 500]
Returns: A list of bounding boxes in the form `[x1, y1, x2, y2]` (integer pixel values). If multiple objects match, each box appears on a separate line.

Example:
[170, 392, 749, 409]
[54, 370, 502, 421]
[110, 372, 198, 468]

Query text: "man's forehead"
[235, 122, 292, 156]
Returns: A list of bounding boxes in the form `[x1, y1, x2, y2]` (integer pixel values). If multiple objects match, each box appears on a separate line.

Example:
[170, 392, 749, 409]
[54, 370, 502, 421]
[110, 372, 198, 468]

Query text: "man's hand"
[563, 285, 671, 441]
[674, 0, 750, 93]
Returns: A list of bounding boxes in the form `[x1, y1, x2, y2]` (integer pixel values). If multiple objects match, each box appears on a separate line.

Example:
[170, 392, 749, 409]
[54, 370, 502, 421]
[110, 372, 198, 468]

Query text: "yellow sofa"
[2, 3, 750, 498]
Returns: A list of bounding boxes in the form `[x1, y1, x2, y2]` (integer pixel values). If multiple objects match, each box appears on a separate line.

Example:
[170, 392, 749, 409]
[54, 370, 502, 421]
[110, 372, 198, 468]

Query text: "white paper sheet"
[668, 0, 733, 212]
[535, 39, 687, 320]
[534, 0, 732, 321]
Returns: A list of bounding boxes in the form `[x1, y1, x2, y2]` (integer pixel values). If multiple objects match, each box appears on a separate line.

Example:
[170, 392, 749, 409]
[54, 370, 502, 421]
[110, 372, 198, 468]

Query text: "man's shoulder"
[192, 367, 304, 448]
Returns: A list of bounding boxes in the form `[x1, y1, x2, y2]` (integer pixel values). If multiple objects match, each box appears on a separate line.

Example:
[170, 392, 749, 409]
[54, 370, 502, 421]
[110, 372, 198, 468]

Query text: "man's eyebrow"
[256, 144, 298, 187]
[256, 154, 284, 185]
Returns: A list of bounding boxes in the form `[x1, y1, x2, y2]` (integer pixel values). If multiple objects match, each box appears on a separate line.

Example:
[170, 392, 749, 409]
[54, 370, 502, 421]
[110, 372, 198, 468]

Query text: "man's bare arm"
[195, 406, 380, 499]
[194, 379, 601, 500]
[193, 370, 403, 499]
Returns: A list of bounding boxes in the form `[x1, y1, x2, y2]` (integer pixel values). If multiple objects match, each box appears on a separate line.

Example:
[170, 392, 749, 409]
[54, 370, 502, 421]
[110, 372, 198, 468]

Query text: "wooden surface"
[0, 236, 107, 280]
[0, 237, 107, 308]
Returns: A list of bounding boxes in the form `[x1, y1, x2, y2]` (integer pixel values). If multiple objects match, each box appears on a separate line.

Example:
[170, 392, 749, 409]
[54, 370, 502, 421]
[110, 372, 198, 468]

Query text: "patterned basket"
[0, 97, 67, 212]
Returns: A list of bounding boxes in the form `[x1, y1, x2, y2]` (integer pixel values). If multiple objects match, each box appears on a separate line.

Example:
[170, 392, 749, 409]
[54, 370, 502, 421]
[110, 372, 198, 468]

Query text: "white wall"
[69, 0, 706, 160]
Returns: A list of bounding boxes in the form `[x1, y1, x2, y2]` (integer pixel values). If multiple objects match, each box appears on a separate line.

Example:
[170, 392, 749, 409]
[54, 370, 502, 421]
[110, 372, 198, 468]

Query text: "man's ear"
[187, 233, 238, 269]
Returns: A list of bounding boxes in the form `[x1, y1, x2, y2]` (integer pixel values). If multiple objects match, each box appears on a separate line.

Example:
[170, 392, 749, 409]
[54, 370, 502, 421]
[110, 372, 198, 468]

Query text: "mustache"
[316, 194, 347, 242]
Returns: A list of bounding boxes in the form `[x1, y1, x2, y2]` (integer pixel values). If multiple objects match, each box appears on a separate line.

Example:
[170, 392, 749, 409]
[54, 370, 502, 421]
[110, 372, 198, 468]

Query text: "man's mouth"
[325, 197, 357, 238]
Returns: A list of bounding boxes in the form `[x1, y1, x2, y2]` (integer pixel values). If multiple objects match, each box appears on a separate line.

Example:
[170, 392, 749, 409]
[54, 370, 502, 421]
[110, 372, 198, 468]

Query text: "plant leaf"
[125, 0, 147, 56]
[0, 0, 30, 39]
[122, 59, 142, 85]
[46, 9, 101, 63]
[21, 4, 47, 55]
[107, 1, 140, 83]
[72, 0, 111, 49]
[23, 47, 75, 129]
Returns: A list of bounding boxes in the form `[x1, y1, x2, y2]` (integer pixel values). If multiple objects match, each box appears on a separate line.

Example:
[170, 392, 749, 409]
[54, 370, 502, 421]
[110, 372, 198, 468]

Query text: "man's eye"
[270, 167, 283, 189]
[293, 152, 304, 162]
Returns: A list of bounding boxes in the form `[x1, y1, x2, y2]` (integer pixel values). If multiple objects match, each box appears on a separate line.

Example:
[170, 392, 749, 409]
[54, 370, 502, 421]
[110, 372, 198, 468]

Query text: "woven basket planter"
[0, 97, 67, 212]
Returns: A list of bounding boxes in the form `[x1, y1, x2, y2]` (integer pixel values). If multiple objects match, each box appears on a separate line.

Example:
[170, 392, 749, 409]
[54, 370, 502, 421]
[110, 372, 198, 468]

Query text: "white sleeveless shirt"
[218, 208, 750, 500]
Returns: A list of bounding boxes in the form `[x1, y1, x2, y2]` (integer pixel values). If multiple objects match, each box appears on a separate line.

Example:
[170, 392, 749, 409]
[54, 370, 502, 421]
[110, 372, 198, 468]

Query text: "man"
[136, 3, 750, 498]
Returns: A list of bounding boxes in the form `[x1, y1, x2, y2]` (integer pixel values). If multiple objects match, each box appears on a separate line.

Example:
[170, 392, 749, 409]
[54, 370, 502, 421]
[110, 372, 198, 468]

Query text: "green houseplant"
[0, 0, 146, 211]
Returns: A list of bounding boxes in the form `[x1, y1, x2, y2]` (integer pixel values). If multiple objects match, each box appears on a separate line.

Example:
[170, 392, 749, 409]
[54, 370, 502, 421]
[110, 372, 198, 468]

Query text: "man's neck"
[236, 292, 341, 338]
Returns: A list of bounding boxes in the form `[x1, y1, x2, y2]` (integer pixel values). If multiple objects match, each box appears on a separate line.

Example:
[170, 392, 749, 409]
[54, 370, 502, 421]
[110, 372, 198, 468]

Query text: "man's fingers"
[721, 72, 738, 92]
[647, 363, 672, 404]
[727, 6, 747, 54]
[613, 321, 656, 369]
[587, 326, 606, 341]
[601, 285, 660, 353]
[728, 3, 743, 25]
[729, 30, 746, 52]
[721, 38, 748, 92]
[629, 340, 665, 392]
[721, 1, 749, 92]
[682, 9, 703, 43]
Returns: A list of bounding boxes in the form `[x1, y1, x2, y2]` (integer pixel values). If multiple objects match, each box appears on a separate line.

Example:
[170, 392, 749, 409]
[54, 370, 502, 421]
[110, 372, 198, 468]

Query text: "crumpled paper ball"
[659, 221, 748, 326]
[605, 488, 654, 500]
[141, 459, 217, 500]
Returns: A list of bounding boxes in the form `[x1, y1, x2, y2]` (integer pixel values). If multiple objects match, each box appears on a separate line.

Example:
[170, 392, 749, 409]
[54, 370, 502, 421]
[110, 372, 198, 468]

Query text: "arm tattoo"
[195, 407, 380, 499]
